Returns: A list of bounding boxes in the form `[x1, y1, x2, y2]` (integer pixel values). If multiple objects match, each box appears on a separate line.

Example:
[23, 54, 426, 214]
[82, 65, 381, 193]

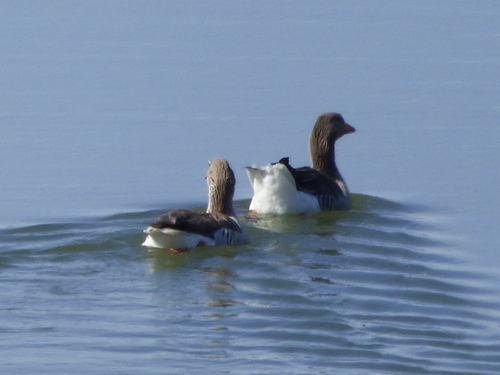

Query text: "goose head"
[309, 112, 355, 177]
[206, 158, 236, 216]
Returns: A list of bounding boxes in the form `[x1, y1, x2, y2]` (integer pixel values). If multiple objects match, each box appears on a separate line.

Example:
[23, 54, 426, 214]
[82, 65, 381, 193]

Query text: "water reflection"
[144, 246, 238, 272]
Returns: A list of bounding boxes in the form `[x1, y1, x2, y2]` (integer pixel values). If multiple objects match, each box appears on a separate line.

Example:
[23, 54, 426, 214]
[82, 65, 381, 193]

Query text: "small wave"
[1, 195, 499, 374]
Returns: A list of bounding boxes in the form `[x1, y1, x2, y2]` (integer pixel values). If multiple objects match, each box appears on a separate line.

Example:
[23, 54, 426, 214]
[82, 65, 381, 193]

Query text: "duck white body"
[142, 227, 216, 249]
[142, 158, 247, 252]
[247, 163, 320, 214]
[246, 112, 355, 215]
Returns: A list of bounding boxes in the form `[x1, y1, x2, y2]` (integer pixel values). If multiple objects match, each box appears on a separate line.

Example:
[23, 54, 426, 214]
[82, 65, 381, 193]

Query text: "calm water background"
[1, 1, 500, 374]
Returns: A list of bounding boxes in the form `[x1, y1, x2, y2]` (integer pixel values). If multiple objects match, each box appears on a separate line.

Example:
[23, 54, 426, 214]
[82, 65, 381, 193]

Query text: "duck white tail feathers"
[246, 163, 320, 214]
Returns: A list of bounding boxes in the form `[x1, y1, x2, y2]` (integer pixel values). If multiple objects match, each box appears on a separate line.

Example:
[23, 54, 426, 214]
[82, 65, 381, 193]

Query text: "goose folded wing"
[292, 167, 347, 200]
[149, 210, 242, 238]
[277, 157, 346, 200]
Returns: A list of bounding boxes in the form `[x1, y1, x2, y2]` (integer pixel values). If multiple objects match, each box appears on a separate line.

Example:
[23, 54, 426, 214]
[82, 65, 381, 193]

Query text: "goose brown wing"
[277, 157, 348, 210]
[149, 209, 242, 239]
[293, 167, 345, 198]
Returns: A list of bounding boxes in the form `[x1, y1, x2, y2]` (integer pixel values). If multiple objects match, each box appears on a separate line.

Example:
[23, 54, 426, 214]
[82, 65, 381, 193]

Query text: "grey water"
[1, 1, 500, 374]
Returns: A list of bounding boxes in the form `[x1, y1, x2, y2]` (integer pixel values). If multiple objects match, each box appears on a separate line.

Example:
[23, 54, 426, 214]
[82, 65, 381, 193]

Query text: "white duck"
[143, 158, 247, 253]
[246, 112, 356, 214]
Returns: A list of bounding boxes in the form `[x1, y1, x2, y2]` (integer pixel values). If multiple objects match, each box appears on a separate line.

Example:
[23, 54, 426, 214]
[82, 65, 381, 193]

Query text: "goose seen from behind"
[143, 158, 247, 253]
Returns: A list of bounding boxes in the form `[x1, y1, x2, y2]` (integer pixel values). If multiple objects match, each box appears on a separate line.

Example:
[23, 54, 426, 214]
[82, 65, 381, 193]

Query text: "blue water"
[1, 1, 500, 374]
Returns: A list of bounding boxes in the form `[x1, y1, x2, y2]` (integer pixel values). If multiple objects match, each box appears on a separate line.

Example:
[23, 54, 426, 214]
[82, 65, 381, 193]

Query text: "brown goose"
[246, 112, 355, 214]
[143, 158, 247, 252]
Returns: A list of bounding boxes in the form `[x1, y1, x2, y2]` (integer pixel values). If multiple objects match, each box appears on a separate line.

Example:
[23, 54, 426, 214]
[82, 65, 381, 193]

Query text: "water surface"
[1, 1, 500, 374]
[2, 197, 499, 374]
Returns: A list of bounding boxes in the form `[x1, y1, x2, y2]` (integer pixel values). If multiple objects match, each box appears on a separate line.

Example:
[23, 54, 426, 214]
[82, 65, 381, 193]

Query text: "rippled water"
[2, 195, 499, 374]
[1, 1, 500, 373]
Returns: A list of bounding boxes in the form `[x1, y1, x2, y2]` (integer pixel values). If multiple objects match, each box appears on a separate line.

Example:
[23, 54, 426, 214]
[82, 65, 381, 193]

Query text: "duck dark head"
[311, 112, 355, 143]
[309, 112, 355, 177]
[206, 158, 236, 216]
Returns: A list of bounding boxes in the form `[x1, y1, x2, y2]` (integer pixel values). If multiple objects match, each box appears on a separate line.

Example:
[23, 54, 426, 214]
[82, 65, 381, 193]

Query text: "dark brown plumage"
[149, 209, 243, 239]
[276, 157, 348, 210]
[308, 112, 356, 178]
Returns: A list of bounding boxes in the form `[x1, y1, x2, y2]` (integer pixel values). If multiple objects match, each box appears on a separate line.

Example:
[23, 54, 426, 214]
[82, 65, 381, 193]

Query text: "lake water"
[1, 1, 499, 374]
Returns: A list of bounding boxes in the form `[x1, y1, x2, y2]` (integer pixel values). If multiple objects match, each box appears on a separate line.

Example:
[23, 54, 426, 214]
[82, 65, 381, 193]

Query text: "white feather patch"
[246, 163, 320, 214]
[142, 227, 215, 249]
[335, 179, 347, 197]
